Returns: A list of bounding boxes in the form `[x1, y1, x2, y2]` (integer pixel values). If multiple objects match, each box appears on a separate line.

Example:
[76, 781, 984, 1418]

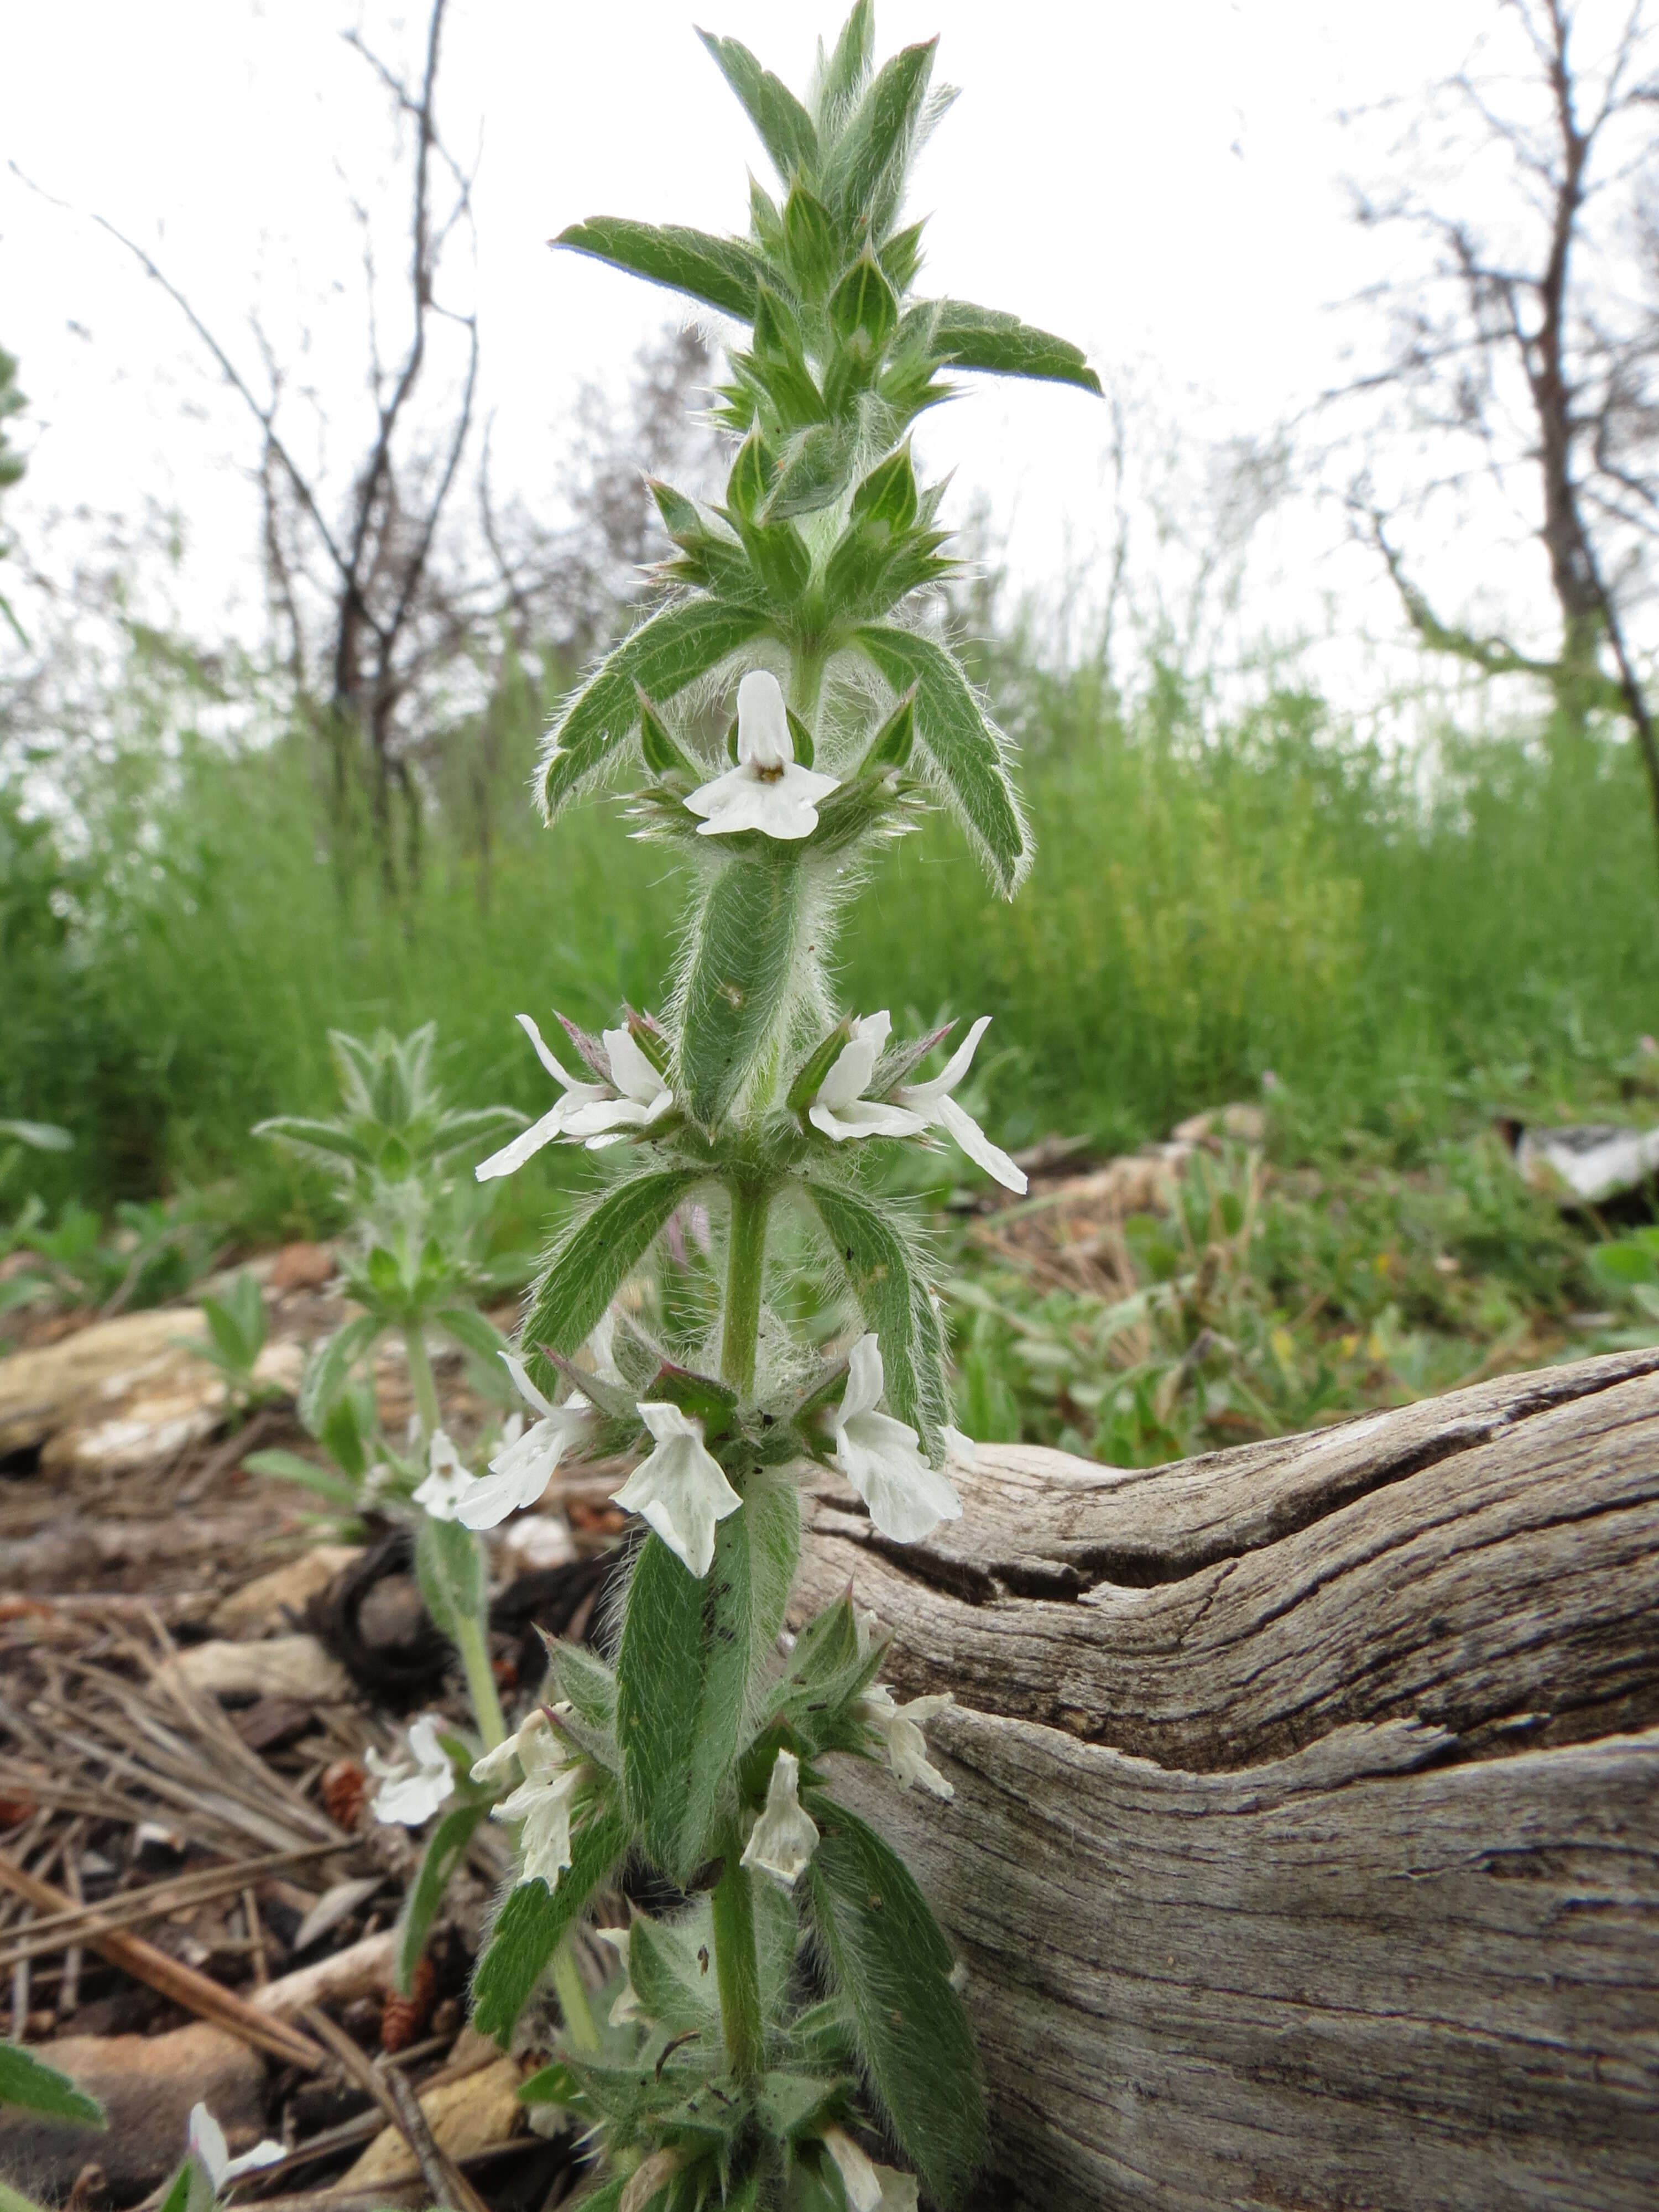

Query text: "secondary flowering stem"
[403, 1325, 442, 1444]
[719, 1179, 771, 1396]
[453, 1612, 507, 1752]
[709, 1839, 765, 2083]
[551, 1938, 600, 2054]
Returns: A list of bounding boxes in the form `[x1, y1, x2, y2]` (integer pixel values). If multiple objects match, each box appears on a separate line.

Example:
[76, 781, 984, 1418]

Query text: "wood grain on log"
[794, 1348, 1659, 2211]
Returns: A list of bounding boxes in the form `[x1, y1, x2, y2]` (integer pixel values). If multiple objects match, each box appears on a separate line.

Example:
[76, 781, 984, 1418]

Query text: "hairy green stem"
[403, 1323, 442, 1443]
[719, 1180, 771, 1397]
[789, 643, 826, 728]
[452, 1610, 507, 1751]
[709, 1846, 765, 2082]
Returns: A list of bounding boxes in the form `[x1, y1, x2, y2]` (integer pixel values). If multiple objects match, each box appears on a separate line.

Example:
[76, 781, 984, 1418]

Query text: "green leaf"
[552, 1640, 619, 1729]
[0, 2041, 105, 2126]
[541, 601, 772, 820]
[253, 1115, 377, 1169]
[815, 2, 875, 137]
[471, 1800, 633, 2041]
[241, 1448, 362, 1509]
[828, 251, 899, 362]
[554, 217, 761, 321]
[698, 32, 820, 182]
[849, 442, 918, 533]
[929, 299, 1102, 394]
[878, 217, 926, 295]
[852, 626, 1030, 896]
[395, 1801, 489, 1994]
[781, 181, 842, 303]
[805, 1183, 948, 1459]
[679, 850, 806, 1128]
[617, 1472, 800, 1881]
[298, 1311, 384, 1430]
[627, 1905, 722, 2036]
[861, 684, 917, 771]
[155, 2163, 194, 2212]
[765, 422, 859, 520]
[521, 1170, 702, 1394]
[804, 1793, 984, 2208]
[435, 1305, 510, 1363]
[638, 691, 700, 779]
[822, 39, 937, 231]
[787, 1020, 855, 1115]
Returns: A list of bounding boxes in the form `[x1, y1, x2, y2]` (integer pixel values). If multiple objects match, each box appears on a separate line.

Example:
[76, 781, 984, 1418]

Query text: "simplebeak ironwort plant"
[211, 12, 1095, 2207]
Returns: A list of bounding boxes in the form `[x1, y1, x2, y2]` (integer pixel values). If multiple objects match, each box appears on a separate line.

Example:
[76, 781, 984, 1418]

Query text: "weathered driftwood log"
[795, 1347, 1659, 2212]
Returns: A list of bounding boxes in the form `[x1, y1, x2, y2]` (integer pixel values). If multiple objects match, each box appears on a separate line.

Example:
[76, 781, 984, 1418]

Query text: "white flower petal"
[942, 1424, 979, 1468]
[188, 2104, 229, 2192]
[837, 1408, 962, 1545]
[808, 1098, 926, 1143]
[736, 667, 791, 769]
[895, 1015, 993, 1109]
[858, 1686, 956, 1799]
[371, 1714, 455, 1825]
[837, 1333, 886, 1426]
[603, 1026, 670, 1108]
[816, 1013, 891, 1110]
[223, 2139, 288, 2182]
[821, 2125, 884, 2212]
[739, 1749, 820, 1888]
[515, 1013, 587, 1092]
[475, 1100, 570, 1182]
[500, 1350, 555, 1420]
[687, 760, 839, 841]
[612, 1404, 742, 1577]
[933, 1092, 1028, 1194]
[594, 1925, 647, 2025]
[586, 1310, 623, 1385]
[413, 1429, 470, 1521]
[561, 1094, 655, 1138]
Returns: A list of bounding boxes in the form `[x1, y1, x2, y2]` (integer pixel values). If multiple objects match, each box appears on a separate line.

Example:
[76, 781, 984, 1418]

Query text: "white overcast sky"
[0, 1, 1603, 717]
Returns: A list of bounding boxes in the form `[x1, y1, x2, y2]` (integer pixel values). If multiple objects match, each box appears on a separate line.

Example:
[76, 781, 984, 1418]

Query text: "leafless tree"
[1339, 0, 1659, 854]
[23, 1, 483, 891]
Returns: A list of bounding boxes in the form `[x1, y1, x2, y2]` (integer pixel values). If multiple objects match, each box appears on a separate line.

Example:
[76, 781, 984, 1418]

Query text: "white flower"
[472, 1708, 586, 1888]
[366, 1713, 456, 1827]
[455, 1352, 593, 1530]
[892, 1016, 1026, 1192]
[594, 1924, 647, 2026]
[803, 1011, 1025, 1192]
[611, 1401, 742, 1578]
[857, 1684, 955, 1799]
[476, 1014, 674, 1180]
[411, 1428, 471, 1521]
[820, 2126, 919, 2212]
[739, 1747, 820, 1889]
[683, 669, 839, 842]
[187, 2103, 285, 2192]
[831, 1334, 963, 1545]
[942, 1424, 978, 1469]
[808, 1011, 927, 1144]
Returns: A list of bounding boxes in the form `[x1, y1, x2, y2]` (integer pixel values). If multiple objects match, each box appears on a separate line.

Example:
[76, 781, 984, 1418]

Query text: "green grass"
[4, 632, 1657, 1449]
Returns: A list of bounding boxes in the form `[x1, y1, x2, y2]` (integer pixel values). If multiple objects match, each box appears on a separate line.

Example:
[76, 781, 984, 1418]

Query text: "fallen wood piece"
[302, 2005, 492, 2212]
[795, 1345, 1659, 2212]
[253, 1928, 397, 2021]
[0, 1841, 338, 1970]
[0, 1850, 322, 2070]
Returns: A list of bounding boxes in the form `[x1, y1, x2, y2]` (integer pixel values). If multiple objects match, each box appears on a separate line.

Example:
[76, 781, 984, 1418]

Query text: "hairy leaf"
[298, 1311, 383, 1430]
[541, 601, 771, 820]
[471, 1800, 632, 2041]
[395, 1801, 489, 1995]
[617, 1472, 800, 1881]
[678, 851, 806, 1128]
[521, 1171, 702, 1395]
[805, 1182, 947, 1458]
[822, 38, 937, 231]
[554, 217, 761, 321]
[804, 1793, 984, 2207]
[929, 298, 1102, 393]
[852, 625, 1030, 895]
[0, 2041, 105, 2126]
[699, 32, 820, 182]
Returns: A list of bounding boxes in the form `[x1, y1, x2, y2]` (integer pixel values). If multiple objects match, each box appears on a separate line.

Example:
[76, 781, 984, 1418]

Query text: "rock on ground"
[0, 2022, 265, 2191]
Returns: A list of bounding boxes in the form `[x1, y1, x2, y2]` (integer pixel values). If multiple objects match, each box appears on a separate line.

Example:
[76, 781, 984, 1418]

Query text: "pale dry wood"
[796, 1347, 1659, 2212]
